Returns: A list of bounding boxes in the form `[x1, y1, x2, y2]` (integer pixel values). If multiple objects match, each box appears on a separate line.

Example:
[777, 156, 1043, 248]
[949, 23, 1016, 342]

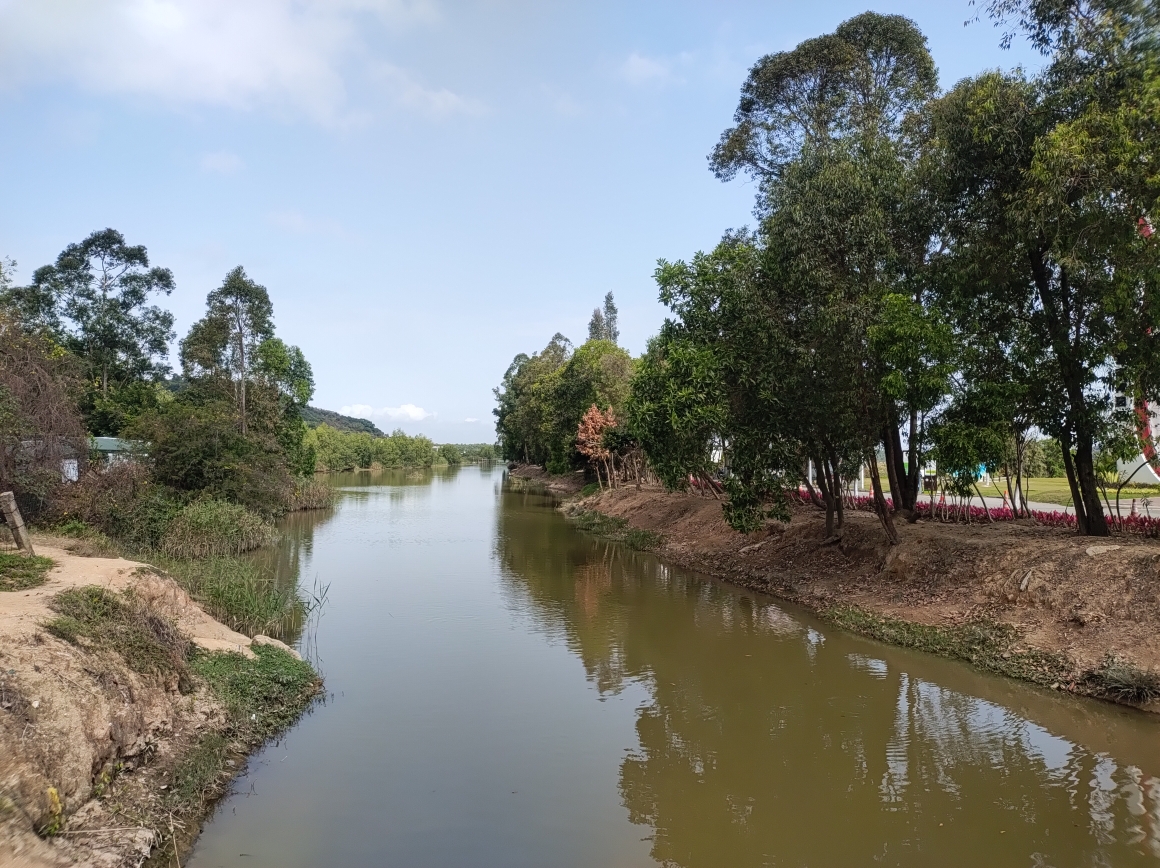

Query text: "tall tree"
[180, 266, 275, 435]
[929, 0, 1160, 535]
[602, 292, 620, 345]
[22, 229, 175, 397]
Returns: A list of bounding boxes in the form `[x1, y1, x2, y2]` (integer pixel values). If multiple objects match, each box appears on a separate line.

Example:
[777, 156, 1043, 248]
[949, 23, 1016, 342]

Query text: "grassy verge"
[43, 586, 192, 690]
[567, 509, 664, 551]
[0, 552, 54, 591]
[160, 499, 276, 559]
[166, 646, 319, 811]
[154, 556, 311, 640]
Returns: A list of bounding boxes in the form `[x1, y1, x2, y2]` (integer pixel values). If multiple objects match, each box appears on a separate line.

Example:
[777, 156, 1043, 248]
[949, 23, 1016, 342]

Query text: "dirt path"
[0, 537, 290, 868]
[577, 485, 1160, 712]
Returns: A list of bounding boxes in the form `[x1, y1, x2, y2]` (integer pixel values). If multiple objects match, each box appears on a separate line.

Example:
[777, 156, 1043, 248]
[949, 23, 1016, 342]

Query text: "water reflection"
[494, 479, 1160, 867]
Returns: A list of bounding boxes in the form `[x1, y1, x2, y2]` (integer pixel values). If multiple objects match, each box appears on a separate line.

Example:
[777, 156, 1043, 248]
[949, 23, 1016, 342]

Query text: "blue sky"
[0, 1, 1039, 442]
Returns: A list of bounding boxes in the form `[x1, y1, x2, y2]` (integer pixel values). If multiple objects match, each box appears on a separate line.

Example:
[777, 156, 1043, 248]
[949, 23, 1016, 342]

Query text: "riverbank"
[508, 467, 1160, 712]
[0, 537, 320, 868]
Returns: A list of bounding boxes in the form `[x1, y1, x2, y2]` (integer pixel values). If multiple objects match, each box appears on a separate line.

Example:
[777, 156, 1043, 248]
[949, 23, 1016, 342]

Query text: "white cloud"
[200, 150, 243, 174]
[0, 0, 475, 124]
[370, 62, 487, 118]
[342, 403, 433, 421]
[620, 52, 671, 86]
[464, 417, 478, 423]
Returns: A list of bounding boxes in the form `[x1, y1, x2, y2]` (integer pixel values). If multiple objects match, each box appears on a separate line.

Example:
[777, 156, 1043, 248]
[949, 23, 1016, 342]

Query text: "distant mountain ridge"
[300, 405, 385, 436]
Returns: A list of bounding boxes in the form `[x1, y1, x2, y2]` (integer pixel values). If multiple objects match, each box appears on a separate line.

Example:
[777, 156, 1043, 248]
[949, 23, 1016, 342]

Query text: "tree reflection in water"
[494, 480, 1160, 867]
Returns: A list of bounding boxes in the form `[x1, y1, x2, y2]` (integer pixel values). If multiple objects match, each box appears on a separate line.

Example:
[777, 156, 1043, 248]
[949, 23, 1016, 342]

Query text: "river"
[187, 466, 1160, 868]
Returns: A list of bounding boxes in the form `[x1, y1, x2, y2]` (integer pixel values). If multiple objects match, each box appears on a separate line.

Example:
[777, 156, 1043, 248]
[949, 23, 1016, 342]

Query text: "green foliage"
[307, 424, 438, 472]
[44, 586, 192, 688]
[437, 443, 462, 465]
[0, 554, 54, 592]
[159, 556, 310, 639]
[190, 644, 319, 742]
[159, 499, 276, 559]
[0, 229, 176, 436]
[298, 405, 384, 436]
[169, 645, 319, 817]
[494, 328, 635, 473]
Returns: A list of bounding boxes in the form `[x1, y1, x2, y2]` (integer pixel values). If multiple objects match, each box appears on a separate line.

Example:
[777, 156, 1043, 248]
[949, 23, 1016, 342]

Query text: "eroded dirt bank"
[0, 540, 311, 868]
[561, 479, 1160, 712]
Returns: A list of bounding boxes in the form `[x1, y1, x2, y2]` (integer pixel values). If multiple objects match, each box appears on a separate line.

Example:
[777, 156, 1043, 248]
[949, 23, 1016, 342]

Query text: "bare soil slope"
[0, 539, 282, 868]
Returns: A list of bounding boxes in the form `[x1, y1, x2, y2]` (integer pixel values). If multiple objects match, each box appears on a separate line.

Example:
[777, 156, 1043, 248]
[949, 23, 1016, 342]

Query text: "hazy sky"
[0, 1, 1039, 442]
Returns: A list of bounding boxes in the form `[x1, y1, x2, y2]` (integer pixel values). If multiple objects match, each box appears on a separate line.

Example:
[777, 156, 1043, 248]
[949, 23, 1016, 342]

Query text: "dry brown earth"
[0, 537, 285, 868]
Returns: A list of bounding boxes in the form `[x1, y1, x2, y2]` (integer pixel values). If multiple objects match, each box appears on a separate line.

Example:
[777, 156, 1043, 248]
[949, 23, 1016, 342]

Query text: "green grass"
[0, 553, 53, 591]
[157, 556, 311, 640]
[160, 645, 320, 825]
[568, 509, 664, 551]
[579, 482, 601, 498]
[824, 605, 1074, 687]
[43, 586, 192, 689]
[975, 476, 1160, 508]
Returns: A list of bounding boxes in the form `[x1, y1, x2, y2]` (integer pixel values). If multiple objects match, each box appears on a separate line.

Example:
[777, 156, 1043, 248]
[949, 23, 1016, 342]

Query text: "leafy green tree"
[494, 334, 572, 464]
[929, 0, 1160, 534]
[180, 266, 275, 435]
[2, 229, 176, 435]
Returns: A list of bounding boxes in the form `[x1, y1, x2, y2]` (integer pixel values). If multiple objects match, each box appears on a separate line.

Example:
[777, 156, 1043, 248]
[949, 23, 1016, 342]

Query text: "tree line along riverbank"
[509, 464, 1160, 714]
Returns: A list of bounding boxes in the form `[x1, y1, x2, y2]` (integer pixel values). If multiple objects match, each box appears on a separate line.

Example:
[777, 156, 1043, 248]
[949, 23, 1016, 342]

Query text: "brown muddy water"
[187, 467, 1160, 868]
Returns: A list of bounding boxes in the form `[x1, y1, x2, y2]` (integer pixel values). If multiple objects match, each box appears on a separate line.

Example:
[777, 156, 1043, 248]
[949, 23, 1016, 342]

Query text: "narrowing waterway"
[187, 466, 1160, 867]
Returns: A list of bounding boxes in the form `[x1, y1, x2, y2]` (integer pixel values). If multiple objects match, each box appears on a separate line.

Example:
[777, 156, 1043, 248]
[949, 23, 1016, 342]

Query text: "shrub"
[160, 499, 275, 559]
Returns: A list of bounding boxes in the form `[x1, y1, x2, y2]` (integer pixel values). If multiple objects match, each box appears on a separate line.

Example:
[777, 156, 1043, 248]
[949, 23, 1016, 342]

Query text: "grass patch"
[43, 586, 192, 689]
[579, 482, 601, 498]
[0, 553, 53, 591]
[158, 556, 310, 640]
[160, 499, 276, 559]
[568, 509, 664, 551]
[824, 605, 1074, 687]
[1083, 656, 1160, 703]
[162, 646, 320, 846]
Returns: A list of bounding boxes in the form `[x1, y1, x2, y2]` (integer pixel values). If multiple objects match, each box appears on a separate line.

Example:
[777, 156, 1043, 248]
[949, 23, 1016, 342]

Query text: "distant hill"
[300, 406, 385, 436]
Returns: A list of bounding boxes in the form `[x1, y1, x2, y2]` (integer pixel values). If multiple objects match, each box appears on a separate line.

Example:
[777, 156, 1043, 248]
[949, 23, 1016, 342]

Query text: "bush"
[160, 499, 275, 559]
[44, 586, 192, 689]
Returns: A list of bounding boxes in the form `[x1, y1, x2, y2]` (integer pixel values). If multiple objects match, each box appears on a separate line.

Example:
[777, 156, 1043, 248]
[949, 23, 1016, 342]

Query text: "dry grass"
[0, 552, 54, 591]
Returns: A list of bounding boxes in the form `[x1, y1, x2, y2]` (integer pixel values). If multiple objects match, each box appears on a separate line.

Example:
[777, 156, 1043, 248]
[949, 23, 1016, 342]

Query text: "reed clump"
[159, 556, 308, 640]
[160, 499, 276, 559]
[290, 477, 336, 511]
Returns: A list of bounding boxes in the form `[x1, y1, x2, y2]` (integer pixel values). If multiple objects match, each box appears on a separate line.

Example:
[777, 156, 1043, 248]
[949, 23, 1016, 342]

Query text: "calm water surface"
[188, 467, 1160, 868]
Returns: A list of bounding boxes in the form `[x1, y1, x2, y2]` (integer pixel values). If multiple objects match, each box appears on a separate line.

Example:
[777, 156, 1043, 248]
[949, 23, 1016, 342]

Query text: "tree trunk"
[906, 407, 920, 510]
[889, 419, 912, 511]
[868, 450, 899, 545]
[1073, 432, 1109, 536]
[1059, 433, 1089, 534]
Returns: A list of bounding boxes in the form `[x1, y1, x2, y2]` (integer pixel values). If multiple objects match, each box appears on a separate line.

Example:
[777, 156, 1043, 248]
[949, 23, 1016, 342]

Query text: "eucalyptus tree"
[180, 266, 275, 435]
[929, 0, 1160, 534]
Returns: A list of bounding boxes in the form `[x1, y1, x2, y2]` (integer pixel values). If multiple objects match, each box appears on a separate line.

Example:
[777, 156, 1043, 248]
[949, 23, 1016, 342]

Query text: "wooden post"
[0, 492, 34, 556]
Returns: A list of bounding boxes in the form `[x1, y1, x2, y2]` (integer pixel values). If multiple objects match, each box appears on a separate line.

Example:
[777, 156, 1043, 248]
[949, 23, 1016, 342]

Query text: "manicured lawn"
[978, 477, 1160, 508]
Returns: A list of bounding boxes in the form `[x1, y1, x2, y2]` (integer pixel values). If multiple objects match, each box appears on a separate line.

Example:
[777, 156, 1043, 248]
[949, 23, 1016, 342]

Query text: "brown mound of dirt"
[0, 539, 266, 868]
